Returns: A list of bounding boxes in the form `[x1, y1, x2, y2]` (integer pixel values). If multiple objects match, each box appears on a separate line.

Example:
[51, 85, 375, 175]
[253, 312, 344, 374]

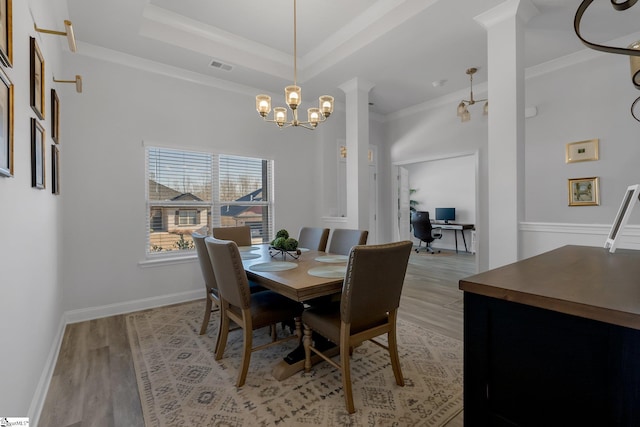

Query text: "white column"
[475, 0, 538, 269]
[339, 78, 374, 230]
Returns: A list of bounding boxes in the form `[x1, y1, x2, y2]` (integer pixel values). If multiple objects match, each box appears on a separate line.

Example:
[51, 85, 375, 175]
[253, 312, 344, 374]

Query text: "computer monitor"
[435, 208, 455, 223]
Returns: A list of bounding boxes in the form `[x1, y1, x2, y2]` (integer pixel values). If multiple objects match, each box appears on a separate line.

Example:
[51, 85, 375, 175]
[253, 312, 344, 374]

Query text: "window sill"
[138, 253, 197, 268]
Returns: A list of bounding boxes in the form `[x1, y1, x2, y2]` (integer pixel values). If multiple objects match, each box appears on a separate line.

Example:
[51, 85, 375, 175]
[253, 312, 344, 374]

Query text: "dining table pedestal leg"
[271, 346, 340, 380]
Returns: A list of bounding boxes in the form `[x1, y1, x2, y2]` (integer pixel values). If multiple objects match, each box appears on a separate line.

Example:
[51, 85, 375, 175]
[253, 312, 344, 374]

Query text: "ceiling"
[65, 0, 640, 116]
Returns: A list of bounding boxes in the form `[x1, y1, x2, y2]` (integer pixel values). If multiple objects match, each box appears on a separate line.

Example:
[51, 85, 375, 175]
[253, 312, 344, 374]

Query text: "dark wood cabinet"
[460, 245, 640, 426]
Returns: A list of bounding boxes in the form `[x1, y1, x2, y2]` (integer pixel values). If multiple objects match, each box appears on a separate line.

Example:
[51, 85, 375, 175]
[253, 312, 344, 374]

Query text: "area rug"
[127, 300, 463, 426]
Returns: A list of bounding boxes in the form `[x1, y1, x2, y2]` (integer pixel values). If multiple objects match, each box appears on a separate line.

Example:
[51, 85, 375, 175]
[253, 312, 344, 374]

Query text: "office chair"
[411, 211, 442, 254]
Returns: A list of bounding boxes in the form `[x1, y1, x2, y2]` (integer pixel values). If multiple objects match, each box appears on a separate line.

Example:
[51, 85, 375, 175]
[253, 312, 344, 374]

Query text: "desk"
[241, 244, 345, 379]
[432, 222, 474, 253]
[459, 245, 640, 426]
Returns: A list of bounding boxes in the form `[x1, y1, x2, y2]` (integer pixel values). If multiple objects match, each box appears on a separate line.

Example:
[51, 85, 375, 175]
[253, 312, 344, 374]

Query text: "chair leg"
[303, 325, 313, 373]
[387, 313, 405, 386]
[200, 296, 213, 335]
[213, 304, 223, 355]
[340, 327, 355, 414]
[237, 320, 252, 387]
[215, 306, 230, 361]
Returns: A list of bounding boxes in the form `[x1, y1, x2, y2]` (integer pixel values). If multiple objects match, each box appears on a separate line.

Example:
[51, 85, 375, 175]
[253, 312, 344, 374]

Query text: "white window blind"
[146, 147, 273, 256]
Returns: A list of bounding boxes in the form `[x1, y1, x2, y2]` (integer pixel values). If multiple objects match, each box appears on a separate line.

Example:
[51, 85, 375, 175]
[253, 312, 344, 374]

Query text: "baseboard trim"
[28, 315, 66, 426]
[30, 289, 205, 425]
[65, 289, 204, 324]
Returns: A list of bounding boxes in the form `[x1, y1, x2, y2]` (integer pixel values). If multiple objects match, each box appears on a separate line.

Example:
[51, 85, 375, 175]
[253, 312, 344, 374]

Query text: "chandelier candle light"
[456, 67, 488, 123]
[255, 0, 334, 129]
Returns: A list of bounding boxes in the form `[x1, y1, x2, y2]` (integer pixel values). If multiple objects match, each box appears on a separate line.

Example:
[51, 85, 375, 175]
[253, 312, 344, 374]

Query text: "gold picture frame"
[0, 64, 13, 177]
[0, 0, 12, 67]
[51, 144, 59, 194]
[30, 36, 44, 120]
[566, 138, 599, 163]
[568, 177, 599, 206]
[31, 117, 45, 189]
[51, 89, 59, 143]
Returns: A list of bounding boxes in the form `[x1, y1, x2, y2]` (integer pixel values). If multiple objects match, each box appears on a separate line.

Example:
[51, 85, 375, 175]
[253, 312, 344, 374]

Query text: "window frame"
[144, 145, 274, 260]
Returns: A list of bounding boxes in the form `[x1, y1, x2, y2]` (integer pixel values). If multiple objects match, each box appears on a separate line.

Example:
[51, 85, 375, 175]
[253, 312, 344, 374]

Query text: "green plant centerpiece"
[269, 229, 301, 260]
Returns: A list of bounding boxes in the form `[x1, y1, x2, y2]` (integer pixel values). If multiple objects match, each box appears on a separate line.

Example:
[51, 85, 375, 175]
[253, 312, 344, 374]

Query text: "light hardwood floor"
[39, 249, 474, 427]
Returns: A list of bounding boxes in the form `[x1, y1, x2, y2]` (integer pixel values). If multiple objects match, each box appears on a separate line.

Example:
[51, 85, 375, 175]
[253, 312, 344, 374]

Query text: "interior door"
[398, 166, 410, 241]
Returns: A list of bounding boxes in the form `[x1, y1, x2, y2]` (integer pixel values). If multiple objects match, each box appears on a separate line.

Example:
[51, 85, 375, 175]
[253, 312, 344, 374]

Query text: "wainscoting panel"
[520, 222, 640, 259]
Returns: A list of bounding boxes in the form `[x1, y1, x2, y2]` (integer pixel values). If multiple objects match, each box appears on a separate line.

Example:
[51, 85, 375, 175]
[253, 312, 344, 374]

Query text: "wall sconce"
[54, 75, 82, 93]
[34, 20, 77, 52]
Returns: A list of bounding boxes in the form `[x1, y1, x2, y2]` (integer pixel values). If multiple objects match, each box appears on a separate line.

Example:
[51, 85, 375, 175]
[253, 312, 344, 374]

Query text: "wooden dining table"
[239, 243, 346, 380]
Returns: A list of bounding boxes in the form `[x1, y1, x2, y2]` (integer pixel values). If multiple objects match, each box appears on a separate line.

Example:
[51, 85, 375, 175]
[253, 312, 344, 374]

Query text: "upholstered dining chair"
[205, 236, 304, 387]
[212, 225, 252, 246]
[297, 227, 330, 252]
[302, 240, 413, 413]
[192, 233, 265, 346]
[327, 228, 368, 256]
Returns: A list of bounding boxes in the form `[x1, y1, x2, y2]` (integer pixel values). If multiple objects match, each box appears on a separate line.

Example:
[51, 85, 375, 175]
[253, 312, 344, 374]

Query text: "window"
[146, 147, 273, 256]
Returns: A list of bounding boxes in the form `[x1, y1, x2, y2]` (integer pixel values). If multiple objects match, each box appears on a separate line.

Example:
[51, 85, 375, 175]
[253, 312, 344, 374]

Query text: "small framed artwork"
[51, 89, 59, 143]
[566, 138, 599, 163]
[30, 36, 45, 120]
[0, 65, 13, 177]
[31, 117, 45, 189]
[0, 0, 12, 67]
[568, 177, 599, 206]
[51, 144, 59, 194]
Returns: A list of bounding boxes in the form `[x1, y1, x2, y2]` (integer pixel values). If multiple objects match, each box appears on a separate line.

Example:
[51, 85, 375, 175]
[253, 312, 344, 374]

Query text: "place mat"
[240, 252, 261, 260]
[249, 261, 298, 272]
[314, 255, 349, 263]
[238, 246, 260, 252]
[308, 265, 347, 278]
[297, 247, 310, 252]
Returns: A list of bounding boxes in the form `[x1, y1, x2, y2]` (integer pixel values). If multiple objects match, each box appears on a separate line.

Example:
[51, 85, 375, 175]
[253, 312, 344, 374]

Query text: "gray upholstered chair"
[212, 225, 252, 246]
[327, 228, 368, 256]
[192, 232, 264, 347]
[302, 240, 413, 413]
[297, 227, 330, 252]
[205, 236, 304, 387]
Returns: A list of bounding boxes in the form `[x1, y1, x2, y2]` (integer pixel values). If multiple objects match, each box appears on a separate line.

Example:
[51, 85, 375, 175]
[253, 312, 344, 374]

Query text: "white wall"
[386, 48, 640, 269]
[59, 51, 346, 313]
[0, 0, 68, 418]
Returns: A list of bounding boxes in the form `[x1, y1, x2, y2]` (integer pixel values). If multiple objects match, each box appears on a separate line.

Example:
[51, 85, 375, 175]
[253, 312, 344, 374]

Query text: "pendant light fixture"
[255, 0, 334, 129]
[574, 0, 640, 122]
[456, 67, 488, 123]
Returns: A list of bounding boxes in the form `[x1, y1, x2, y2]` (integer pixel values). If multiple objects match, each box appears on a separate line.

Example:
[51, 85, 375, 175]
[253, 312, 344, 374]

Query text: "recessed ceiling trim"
[141, 4, 291, 77]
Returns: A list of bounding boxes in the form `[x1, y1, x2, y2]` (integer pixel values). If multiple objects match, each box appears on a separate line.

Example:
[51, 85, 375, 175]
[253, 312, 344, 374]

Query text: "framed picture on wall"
[31, 117, 45, 189]
[0, 0, 12, 67]
[0, 65, 13, 177]
[568, 177, 599, 206]
[51, 144, 59, 194]
[30, 36, 45, 120]
[51, 89, 59, 143]
[566, 139, 599, 163]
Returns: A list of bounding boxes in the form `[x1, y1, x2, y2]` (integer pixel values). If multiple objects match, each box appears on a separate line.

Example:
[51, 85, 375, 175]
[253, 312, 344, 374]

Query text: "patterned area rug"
[127, 300, 463, 426]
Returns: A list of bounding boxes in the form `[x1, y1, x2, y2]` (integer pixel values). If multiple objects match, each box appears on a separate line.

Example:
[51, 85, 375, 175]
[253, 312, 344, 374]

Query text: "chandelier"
[456, 67, 488, 123]
[255, 0, 334, 129]
[574, 0, 640, 122]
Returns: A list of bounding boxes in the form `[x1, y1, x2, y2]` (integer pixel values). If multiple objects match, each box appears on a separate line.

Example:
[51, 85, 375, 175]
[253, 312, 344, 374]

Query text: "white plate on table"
[240, 252, 261, 260]
[298, 247, 310, 252]
[315, 255, 348, 263]
[308, 265, 347, 278]
[249, 262, 298, 272]
[238, 246, 260, 252]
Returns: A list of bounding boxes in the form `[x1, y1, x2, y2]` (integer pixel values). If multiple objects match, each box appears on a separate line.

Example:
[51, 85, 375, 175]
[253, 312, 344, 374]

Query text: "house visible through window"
[146, 147, 273, 256]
